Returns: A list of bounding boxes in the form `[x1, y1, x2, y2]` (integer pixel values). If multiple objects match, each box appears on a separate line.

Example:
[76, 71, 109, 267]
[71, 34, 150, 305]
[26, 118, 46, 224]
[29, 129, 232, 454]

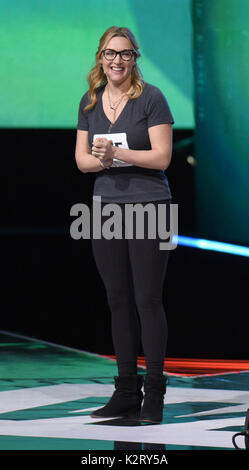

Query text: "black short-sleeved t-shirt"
[77, 82, 174, 203]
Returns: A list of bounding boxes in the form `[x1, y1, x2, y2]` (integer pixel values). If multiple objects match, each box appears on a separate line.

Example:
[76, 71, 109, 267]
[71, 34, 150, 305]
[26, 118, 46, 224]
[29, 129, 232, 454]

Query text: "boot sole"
[91, 412, 141, 419]
[139, 417, 162, 424]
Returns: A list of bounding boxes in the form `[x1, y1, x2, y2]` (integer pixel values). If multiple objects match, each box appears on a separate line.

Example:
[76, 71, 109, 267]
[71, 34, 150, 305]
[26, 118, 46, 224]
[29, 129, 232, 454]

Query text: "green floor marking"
[0, 332, 122, 391]
[0, 435, 114, 450]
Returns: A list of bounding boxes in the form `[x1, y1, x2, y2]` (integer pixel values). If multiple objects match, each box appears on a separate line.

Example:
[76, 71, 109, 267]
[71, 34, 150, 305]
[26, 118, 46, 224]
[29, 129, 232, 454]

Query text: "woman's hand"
[92, 138, 114, 168]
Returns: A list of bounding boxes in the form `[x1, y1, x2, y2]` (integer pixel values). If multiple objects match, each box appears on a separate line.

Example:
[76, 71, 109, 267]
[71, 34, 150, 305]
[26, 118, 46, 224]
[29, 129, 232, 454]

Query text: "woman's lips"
[110, 66, 124, 72]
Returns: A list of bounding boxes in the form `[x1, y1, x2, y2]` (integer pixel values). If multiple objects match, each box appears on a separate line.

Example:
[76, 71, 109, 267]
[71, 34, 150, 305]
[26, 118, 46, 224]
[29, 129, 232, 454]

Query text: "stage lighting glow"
[176, 236, 249, 258]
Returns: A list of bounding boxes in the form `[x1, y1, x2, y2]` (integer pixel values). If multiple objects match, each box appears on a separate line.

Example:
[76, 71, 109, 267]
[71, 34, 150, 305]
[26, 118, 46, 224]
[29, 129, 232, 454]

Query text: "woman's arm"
[115, 124, 173, 171]
[92, 124, 173, 171]
[75, 130, 108, 173]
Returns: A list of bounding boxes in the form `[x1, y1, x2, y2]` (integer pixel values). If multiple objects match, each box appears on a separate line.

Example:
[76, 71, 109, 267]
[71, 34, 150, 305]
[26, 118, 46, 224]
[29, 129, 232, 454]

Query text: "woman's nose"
[113, 52, 123, 64]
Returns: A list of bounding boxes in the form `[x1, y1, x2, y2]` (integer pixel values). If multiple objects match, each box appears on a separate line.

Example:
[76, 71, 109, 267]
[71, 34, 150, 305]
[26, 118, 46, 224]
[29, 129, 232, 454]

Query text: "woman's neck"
[106, 78, 132, 98]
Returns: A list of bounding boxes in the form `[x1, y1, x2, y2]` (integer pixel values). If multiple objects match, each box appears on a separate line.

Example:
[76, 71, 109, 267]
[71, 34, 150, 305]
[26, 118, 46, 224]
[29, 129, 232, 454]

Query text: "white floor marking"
[0, 384, 248, 449]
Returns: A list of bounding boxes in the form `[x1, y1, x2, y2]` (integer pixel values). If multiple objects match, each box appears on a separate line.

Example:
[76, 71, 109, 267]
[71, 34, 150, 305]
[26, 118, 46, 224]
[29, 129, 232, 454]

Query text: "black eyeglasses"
[101, 49, 136, 61]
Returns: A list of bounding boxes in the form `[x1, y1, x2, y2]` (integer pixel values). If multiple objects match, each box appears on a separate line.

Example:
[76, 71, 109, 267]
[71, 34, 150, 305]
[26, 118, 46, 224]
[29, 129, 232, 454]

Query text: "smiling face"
[99, 36, 136, 87]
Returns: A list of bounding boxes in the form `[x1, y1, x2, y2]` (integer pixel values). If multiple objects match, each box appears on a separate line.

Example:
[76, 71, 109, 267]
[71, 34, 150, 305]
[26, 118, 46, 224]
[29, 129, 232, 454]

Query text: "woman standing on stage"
[75, 26, 174, 424]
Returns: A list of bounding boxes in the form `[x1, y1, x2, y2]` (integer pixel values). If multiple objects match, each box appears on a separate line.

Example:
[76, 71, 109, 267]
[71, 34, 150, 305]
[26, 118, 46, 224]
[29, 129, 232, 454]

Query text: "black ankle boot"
[91, 375, 144, 419]
[140, 374, 167, 424]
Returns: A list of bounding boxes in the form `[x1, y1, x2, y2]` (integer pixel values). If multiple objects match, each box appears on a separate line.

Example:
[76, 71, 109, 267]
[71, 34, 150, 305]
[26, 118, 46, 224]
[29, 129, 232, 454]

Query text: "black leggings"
[90, 199, 170, 376]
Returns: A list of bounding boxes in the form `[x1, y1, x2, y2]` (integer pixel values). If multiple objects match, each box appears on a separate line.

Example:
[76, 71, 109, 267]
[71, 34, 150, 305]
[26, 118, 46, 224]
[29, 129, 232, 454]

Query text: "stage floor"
[0, 331, 248, 451]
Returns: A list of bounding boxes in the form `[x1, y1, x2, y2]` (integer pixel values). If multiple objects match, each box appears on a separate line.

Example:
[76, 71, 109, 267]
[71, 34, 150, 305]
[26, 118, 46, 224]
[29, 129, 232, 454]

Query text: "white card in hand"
[93, 132, 133, 167]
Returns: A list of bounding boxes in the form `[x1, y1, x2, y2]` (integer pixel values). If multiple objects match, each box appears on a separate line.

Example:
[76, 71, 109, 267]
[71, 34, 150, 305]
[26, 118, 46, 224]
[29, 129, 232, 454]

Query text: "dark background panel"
[1, 129, 248, 359]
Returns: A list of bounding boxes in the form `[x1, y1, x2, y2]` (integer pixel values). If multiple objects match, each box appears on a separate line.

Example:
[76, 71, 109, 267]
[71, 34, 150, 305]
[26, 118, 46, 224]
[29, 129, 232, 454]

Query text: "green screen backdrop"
[193, 0, 249, 245]
[0, 0, 194, 128]
[2, 0, 248, 245]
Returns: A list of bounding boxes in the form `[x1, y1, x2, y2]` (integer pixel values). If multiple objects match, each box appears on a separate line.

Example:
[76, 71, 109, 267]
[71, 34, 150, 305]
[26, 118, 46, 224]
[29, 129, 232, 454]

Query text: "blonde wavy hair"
[84, 26, 144, 112]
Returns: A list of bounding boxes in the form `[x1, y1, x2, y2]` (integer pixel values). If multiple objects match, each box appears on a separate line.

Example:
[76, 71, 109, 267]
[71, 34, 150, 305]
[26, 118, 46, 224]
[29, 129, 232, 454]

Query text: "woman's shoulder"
[142, 82, 165, 99]
[80, 84, 105, 97]
[79, 85, 105, 111]
[79, 90, 90, 107]
[138, 83, 168, 109]
[139, 82, 174, 123]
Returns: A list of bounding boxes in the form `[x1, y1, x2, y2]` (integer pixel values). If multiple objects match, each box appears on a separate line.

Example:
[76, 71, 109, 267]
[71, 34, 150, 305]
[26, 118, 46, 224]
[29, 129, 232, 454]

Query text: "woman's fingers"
[92, 147, 104, 157]
[94, 137, 107, 147]
[92, 138, 113, 161]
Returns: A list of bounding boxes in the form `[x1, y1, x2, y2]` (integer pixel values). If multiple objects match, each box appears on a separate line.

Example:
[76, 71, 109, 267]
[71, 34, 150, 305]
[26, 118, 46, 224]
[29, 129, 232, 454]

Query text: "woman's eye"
[106, 51, 115, 58]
